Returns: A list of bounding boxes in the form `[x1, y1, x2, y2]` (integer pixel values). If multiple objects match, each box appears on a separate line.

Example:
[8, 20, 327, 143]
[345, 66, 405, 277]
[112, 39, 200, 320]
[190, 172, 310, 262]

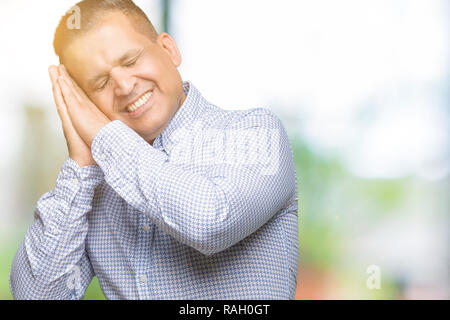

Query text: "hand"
[48, 65, 97, 168]
[56, 64, 111, 148]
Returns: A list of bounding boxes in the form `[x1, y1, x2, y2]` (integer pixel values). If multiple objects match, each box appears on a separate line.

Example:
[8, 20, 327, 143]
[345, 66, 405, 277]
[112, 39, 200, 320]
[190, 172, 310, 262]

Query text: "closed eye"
[124, 58, 138, 67]
[96, 78, 109, 92]
[94, 49, 144, 92]
[123, 50, 143, 68]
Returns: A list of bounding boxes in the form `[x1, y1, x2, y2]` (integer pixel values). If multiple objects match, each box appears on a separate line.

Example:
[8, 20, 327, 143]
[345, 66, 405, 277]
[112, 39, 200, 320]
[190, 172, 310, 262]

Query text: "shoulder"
[225, 107, 284, 130]
[194, 93, 283, 132]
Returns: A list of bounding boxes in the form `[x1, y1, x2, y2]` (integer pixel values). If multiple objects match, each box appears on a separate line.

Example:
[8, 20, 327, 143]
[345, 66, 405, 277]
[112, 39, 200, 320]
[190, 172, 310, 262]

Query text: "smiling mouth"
[125, 90, 153, 113]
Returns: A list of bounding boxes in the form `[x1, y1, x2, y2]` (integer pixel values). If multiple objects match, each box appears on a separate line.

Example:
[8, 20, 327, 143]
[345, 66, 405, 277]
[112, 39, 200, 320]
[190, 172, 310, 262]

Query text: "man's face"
[62, 11, 186, 145]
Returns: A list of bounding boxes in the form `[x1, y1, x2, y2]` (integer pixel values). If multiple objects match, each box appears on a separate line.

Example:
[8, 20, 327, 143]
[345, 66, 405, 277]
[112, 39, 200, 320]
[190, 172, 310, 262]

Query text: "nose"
[111, 67, 137, 97]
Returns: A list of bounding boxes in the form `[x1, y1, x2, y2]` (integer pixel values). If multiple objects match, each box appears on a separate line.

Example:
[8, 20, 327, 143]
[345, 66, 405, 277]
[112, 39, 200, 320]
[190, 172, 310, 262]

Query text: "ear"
[157, 32, 182, 67]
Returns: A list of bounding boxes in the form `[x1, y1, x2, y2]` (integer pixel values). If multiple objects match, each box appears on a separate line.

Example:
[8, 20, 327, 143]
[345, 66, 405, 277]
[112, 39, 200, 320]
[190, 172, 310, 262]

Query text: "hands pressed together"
[48, 65, 111, 168]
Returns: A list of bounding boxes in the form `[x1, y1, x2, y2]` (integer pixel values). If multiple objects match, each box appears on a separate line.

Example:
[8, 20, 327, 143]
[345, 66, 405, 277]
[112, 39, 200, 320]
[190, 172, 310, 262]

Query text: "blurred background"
[0, 0, 448, 300]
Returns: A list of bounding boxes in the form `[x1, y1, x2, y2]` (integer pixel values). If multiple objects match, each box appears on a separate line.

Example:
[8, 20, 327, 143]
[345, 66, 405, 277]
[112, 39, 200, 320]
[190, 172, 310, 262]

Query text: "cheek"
[144, 99, 172, 129]
[150, 102, 168, 123]
[140, 53, 175, 84]
[93, 94, 116, 118]
[138, 56, 161, 79]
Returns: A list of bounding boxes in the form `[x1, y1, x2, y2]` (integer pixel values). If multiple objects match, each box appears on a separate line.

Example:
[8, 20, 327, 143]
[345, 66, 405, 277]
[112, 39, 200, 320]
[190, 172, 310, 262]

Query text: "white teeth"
[126, 91, 152, 113]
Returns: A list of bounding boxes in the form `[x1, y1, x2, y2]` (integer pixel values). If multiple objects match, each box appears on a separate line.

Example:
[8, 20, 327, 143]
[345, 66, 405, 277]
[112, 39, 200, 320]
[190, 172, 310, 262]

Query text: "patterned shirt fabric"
[10, 81, 299, 300]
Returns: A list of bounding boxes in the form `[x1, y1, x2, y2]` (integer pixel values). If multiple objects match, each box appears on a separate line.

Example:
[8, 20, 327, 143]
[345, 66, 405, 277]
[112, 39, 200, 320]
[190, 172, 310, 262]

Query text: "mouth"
[124, 90, 154, 118]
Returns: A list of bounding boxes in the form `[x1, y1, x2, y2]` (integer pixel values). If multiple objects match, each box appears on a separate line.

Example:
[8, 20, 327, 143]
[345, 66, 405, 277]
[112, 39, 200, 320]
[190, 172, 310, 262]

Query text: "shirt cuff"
[53, 157, 104, 209]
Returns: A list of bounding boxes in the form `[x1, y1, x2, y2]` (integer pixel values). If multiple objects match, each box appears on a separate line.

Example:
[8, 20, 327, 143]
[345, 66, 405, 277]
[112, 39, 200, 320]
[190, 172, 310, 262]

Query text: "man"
[10, 0, 299, 299]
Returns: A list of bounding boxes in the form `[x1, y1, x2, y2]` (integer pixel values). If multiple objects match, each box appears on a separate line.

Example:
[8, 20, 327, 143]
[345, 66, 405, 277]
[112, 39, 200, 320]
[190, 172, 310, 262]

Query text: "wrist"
[70, 156, 97, 168]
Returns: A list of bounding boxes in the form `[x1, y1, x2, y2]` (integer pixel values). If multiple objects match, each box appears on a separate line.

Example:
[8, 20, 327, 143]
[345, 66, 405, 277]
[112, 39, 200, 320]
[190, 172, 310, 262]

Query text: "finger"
[52, 81, 76, 135]
[58, 76, 81, 111]
[48, 65, 62, 90]
[50, 80, 78, 144]
[48, 67, 68, 116]
[53, 85, 71, 141]
[53, 81, 71, 122]
[58, 65, 83, 102]
[58, 64, 87, 101]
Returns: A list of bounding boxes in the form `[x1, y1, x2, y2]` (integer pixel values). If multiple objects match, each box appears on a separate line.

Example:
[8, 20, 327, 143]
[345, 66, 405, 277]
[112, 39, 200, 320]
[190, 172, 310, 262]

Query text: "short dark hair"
[53, 0, 158, 61]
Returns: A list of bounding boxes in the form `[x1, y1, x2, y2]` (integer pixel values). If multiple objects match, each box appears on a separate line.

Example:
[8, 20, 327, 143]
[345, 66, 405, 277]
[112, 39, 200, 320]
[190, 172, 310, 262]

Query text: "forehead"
[62, 12, 153, 88]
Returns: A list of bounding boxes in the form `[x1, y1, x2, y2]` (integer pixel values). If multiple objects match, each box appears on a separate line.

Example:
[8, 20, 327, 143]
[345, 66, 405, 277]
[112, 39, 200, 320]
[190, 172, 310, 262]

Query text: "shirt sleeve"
[91, 108, 297, 256]
[9, 157, 104, 299]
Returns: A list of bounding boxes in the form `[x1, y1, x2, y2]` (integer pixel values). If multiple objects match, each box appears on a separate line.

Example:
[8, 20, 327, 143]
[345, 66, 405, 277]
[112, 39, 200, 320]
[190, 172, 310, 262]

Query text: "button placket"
[135, 215, 153, 299]
[140, 275, 148, 283]
[51, 227, 62, 235]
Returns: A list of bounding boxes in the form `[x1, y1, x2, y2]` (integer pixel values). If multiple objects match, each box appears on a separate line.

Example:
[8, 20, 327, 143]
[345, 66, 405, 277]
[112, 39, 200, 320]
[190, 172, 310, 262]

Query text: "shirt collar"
[153, 81, 203, 152]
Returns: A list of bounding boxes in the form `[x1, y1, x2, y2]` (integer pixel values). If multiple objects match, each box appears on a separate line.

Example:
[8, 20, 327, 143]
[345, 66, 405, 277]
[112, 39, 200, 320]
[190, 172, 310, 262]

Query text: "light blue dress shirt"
[10, 81, 299, 299]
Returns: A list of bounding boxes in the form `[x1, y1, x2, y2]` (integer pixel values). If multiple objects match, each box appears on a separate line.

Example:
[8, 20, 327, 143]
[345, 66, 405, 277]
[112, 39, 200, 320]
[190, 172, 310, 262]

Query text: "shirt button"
[100, 154, 106, 161]
[72, 178, 79, 186]
[142, 225, 150, 232]
[52, 227, 62, 235]
[140, 275, 148, 283]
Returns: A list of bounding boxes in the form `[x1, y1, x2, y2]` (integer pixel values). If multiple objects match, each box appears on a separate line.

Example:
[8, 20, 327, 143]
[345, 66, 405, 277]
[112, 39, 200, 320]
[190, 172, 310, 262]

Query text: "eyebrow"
[88, 47, 143, 88]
